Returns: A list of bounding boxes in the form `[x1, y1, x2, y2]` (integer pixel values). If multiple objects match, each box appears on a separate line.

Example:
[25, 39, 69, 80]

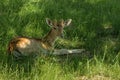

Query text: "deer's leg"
[12, 49, 24, 60]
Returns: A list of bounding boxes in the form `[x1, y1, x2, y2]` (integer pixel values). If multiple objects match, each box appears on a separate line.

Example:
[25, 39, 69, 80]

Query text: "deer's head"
[46, 18, 72, 37]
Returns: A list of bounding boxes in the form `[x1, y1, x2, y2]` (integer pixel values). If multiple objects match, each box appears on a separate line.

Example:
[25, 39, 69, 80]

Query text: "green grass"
[0, 0, 120, 80]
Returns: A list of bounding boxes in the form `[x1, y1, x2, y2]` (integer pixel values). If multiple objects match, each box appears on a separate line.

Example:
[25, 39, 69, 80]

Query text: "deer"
[7, 18, 72, 59]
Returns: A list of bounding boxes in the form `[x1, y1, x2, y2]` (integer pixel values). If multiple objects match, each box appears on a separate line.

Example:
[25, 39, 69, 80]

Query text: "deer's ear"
[64, 19, 72, 27]
[46, 18, 53, 27]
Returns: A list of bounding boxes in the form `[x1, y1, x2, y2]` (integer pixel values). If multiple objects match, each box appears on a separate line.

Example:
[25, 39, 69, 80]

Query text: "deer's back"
[8, 37, 47, 56]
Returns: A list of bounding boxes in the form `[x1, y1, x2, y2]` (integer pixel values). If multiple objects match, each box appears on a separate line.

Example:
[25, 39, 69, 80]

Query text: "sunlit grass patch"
[19, 0, 42, 16]
[85, 0, 104, 4]
[23, 23, 43, 37]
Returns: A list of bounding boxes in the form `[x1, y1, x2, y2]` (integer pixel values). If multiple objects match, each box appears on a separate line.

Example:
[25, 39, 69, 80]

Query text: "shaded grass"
[0, 0, 120, 80]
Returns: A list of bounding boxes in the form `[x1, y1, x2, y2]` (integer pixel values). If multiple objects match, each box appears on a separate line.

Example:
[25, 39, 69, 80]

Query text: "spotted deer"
[7, 18, 72, 59]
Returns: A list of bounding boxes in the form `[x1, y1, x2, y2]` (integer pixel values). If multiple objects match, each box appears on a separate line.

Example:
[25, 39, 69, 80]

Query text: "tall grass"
[0, 0, 120, 80]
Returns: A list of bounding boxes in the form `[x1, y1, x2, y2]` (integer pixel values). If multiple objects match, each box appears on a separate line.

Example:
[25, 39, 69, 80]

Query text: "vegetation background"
[0, 0, 120, 80]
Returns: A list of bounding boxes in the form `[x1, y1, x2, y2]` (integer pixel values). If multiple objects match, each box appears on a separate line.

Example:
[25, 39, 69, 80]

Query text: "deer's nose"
[60, 32, 64, 38]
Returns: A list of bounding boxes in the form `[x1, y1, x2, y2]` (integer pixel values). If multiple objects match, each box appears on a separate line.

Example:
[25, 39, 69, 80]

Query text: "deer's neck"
[41, 30, 57, 49]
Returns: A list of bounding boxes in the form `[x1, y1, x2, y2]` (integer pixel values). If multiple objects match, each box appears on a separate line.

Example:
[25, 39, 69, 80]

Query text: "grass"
[0, 0, 120, 80]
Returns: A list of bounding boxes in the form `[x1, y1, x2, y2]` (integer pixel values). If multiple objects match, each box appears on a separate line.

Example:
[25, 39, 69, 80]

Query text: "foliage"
[0, 0, 120, 79]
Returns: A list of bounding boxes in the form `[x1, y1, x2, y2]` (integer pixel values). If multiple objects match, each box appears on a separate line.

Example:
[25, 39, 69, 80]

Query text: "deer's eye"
[53, 27, 57, 30]
[57, 24, 59, 27]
